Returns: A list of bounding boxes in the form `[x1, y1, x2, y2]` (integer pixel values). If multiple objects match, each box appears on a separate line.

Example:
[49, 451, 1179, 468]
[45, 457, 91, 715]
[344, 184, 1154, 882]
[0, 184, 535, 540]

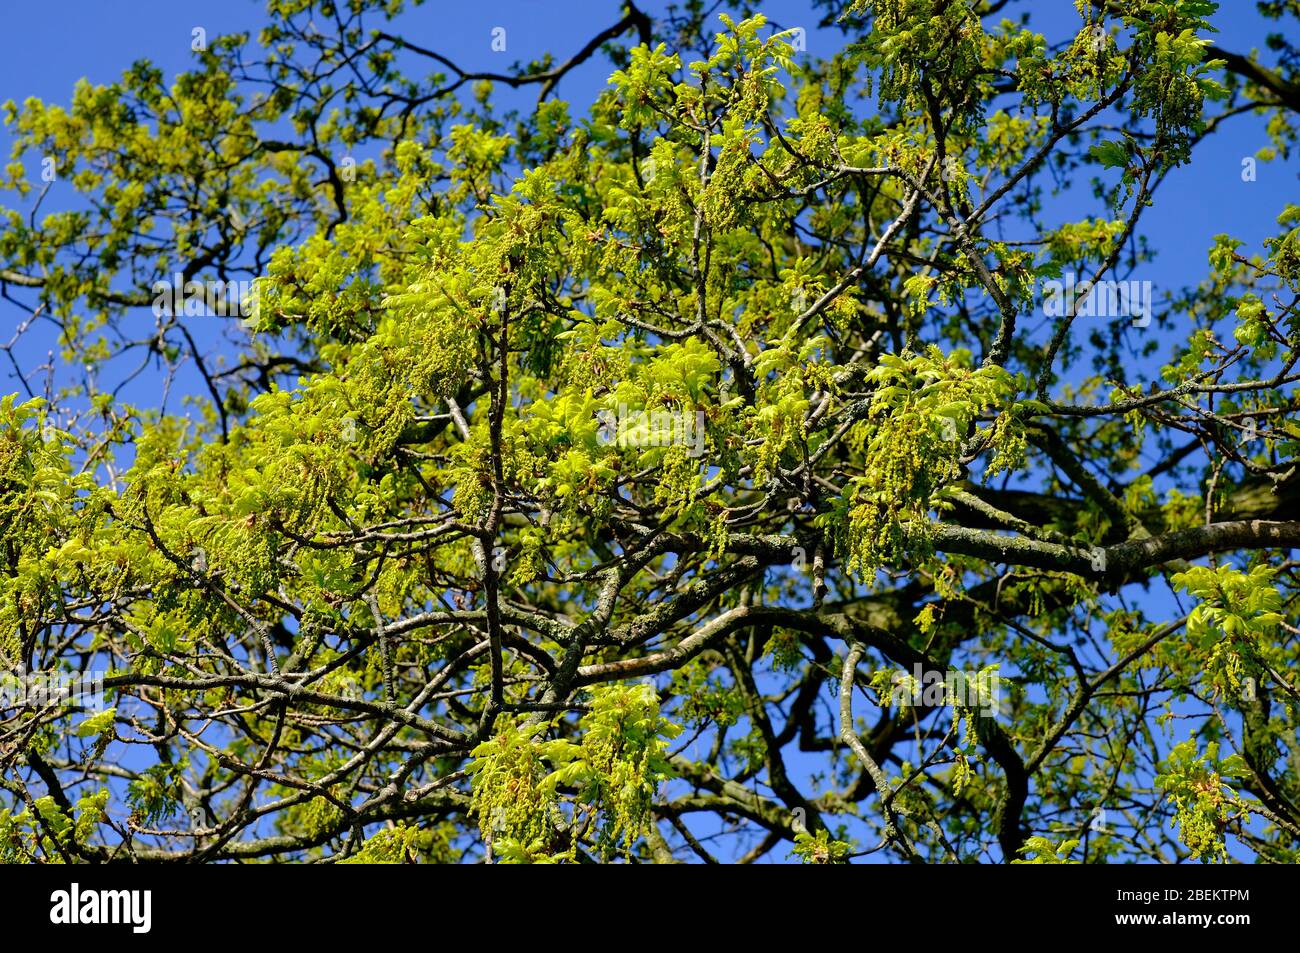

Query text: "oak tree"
[2, 0, 1299, 863]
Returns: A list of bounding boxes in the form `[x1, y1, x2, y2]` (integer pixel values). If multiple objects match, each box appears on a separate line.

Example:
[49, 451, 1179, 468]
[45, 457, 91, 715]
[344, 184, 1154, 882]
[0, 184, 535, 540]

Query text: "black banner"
[0, 862, 1276, 942]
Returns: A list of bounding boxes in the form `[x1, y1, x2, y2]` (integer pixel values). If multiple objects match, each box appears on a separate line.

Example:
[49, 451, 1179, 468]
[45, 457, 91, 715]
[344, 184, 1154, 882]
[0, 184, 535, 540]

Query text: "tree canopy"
[2, 0, 1300, 864]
